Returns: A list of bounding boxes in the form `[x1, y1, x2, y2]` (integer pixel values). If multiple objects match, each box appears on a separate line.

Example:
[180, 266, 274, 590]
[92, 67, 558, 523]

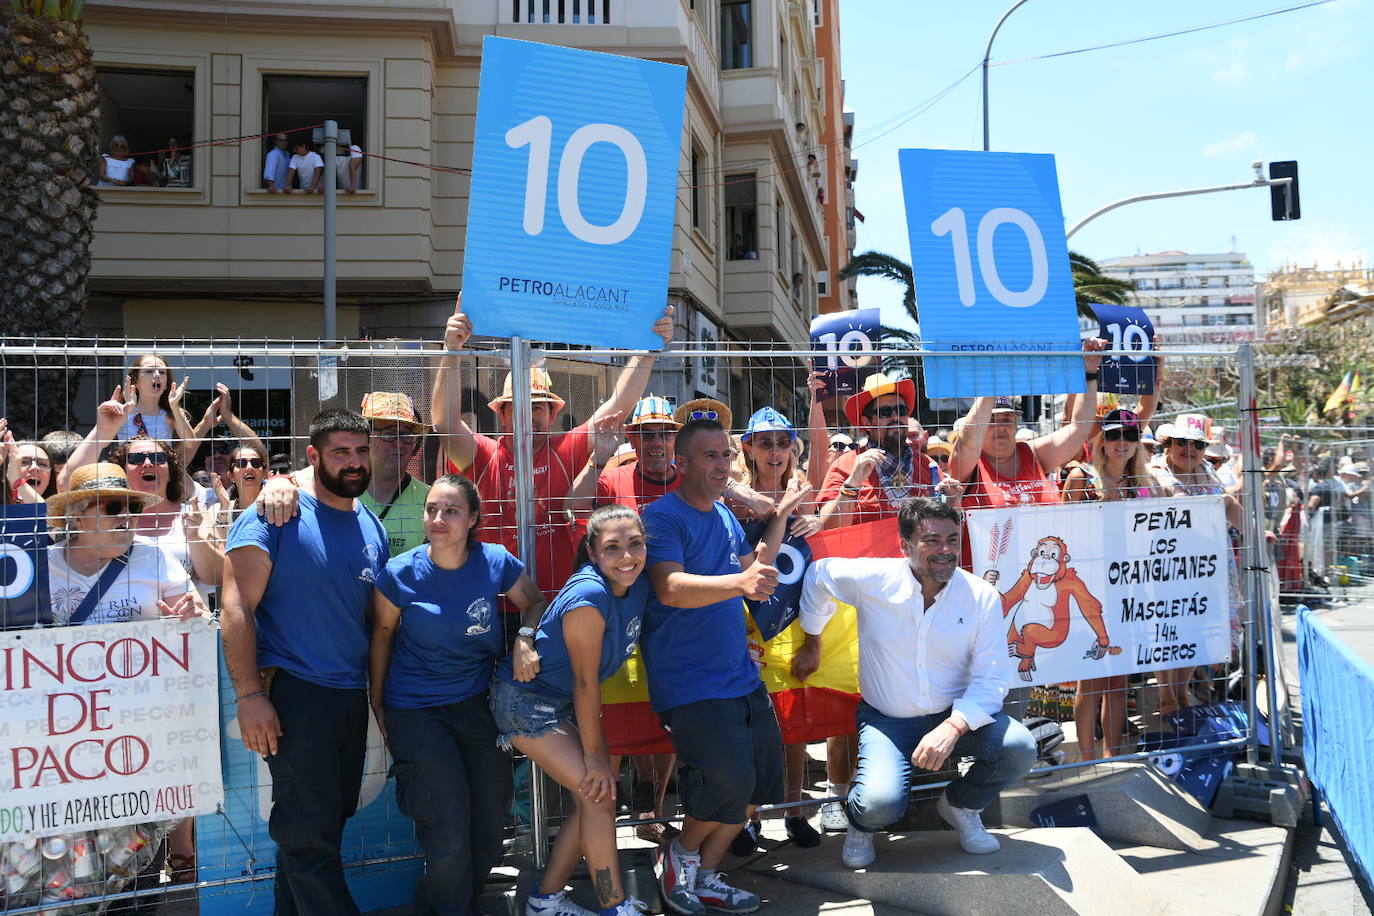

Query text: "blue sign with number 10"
[899, 149, 1084, 399]
[461, 37, 686, 350]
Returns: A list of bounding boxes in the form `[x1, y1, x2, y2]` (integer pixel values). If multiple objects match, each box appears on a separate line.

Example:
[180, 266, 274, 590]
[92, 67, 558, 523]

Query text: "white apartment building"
[1101, 251, 1256, 342]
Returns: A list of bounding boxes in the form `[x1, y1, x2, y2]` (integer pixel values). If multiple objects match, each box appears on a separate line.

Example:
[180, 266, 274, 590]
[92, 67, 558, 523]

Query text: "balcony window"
[96, 66, 195, 187]
[262, 74, 367, 190]
[720, 0, 752, 69]
[512, 0, 609, 23]
[691, 144, 702, 231]
[725, 173, 757, 260]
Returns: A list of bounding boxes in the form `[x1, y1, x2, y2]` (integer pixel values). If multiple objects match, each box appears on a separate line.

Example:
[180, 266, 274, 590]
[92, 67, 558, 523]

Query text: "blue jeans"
[847, 702, 1036, 831]
[386, 694, 512, 916]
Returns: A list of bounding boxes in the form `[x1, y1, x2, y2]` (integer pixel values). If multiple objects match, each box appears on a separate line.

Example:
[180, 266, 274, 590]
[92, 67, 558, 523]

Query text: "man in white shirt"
[286, 140, 324, 194]
[792, 497, 1036, 869]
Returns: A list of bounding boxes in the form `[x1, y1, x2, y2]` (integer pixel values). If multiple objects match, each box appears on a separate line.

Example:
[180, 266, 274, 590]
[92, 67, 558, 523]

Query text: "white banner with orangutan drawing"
[965, 496, 1232, 686]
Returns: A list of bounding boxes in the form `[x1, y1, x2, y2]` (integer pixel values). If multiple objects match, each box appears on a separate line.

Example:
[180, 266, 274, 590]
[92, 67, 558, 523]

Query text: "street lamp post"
[982, 0, 1033, 152]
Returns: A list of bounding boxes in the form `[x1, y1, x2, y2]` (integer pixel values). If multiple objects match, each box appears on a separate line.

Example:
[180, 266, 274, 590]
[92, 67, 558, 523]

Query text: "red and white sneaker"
[694, 869, 761, 914]
[658, 840, 704, 916]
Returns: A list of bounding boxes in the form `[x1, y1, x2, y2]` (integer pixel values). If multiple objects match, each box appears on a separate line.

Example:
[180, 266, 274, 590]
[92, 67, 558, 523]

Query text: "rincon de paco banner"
[965, 497, 1232, 687]
[0, 618, 223, 840]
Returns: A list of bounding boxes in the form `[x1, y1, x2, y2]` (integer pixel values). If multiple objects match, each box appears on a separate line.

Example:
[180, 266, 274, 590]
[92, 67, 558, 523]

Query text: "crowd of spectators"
[3, 320, 1365, 916]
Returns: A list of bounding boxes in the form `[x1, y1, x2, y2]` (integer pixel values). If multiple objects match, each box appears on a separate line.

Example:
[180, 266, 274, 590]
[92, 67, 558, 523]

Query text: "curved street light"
[982, 0, 1033, 152]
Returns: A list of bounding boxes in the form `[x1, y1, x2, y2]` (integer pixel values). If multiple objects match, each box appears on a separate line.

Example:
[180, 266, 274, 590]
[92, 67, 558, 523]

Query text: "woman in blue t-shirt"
[490, 504, 651, 916]
[369, 474, 546, 916]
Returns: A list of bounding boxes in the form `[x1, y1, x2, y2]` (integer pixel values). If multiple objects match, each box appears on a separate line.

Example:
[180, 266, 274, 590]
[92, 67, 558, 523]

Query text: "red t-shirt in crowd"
[960, 440, 1060, 571]
[961, 441, 1061, 510]
[449, 423, 591, 597]
[595, 461, 680, 511]
[818, 448, 934, 523]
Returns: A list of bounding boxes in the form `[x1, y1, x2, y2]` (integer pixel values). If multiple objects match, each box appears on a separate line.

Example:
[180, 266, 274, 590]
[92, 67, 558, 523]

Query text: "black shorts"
[659, 683, 784, 824]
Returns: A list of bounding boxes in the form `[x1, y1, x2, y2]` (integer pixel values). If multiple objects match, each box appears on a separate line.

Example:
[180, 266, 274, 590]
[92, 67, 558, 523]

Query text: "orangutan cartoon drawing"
[985, 535, 1121, 681]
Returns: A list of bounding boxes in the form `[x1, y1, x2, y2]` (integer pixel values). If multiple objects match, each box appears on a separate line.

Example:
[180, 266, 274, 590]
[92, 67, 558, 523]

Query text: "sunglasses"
[751, 436, 793, 451]
[94, 499, 141, 516]
[829, 441, 857, 451]
[270, 465, 291, 475]
[1103, 427, 1141, 442]
[234, 457, 265, 469]
[687, 409, 719, 421]
[1171, 439, 1206, 451]
[126, 451, 169, 466]
[864, 404, 909, 420]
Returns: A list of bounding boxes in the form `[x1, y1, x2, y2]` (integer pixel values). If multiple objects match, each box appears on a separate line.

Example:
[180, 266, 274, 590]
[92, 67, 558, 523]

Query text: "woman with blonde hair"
[1062, 408, 1166, 759]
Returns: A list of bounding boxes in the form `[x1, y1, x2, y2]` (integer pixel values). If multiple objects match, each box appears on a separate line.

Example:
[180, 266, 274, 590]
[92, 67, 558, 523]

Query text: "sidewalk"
[1279, 587, 1374, 915]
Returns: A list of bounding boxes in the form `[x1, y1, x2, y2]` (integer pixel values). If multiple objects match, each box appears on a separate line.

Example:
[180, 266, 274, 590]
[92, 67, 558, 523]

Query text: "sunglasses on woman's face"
[829, 441, 857, 451]
[1103, 427, 1140, 442]
[126, 451, 169, 466]
[1172, 439, 1205, 452]
[234, 457, 265, 469]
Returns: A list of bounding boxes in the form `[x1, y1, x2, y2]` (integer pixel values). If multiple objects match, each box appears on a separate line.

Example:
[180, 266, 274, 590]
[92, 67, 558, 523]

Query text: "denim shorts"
[489, 676, 574, 750]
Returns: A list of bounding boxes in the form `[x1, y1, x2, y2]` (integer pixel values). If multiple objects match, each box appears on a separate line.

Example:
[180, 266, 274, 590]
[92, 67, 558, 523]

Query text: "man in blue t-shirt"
[642, 419, 782, 916]
[222, 409, 387, 916]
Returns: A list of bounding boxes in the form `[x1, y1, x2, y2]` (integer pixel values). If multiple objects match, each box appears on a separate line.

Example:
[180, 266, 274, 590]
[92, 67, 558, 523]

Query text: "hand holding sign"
[810, 308, 879, 400]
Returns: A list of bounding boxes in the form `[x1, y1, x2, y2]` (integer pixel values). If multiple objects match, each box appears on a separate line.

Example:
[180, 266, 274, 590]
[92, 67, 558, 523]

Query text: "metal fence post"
[508, 336, 548, 867]
[1237, 341, 1280, 764]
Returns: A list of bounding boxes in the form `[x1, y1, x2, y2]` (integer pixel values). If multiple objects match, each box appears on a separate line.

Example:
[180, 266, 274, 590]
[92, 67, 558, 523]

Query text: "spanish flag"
[1324, 371, 1356, 417]
[748, 517, 904, 744]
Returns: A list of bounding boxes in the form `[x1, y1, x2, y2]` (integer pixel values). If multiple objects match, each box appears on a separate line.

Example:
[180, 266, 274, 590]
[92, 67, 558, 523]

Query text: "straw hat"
[844, 373, 916, 427]
[488, 367, 566, 413]
[925, 435, 952, 457]
[360, 391, 424, 432]
[46, 462, 159, 528]
[674, 397, 732, 429]
[626, 395, 680, 429]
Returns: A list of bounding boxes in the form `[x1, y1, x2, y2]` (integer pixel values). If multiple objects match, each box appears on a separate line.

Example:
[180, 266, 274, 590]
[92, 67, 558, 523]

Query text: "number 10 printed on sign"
[899, 149, 1085, 399]
[460, 37, 687, 349]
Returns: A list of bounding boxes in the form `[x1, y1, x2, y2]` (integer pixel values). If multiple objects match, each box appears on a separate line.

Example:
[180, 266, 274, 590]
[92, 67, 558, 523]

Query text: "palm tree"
[838, 251, 916, 325]
[1069, 250, 1136, 319]
[0, 1, 100, 436]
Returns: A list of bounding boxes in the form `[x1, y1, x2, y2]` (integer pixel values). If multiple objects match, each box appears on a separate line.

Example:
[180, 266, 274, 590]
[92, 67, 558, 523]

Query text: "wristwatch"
[517, 626, 537, 641]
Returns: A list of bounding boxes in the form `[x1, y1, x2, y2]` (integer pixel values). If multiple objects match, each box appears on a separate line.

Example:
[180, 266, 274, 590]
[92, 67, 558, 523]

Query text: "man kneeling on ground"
[792, 497, 1036, 869]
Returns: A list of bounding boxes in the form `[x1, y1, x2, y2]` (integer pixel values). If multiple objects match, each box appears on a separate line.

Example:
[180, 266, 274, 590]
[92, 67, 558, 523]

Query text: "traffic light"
[1269, 161, 1300, 221]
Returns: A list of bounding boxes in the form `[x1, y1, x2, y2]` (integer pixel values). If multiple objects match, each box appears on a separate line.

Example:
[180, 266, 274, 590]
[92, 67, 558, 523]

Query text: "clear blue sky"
[838, 0, 1372, 330]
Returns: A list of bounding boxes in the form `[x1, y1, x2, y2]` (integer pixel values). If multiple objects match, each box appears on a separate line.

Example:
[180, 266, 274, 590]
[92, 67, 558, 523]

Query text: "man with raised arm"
[430, 296, 673, 598]
[642, 418, 782, 916]
[792, 497, 1036, 871]
[221, 409, 388, 916]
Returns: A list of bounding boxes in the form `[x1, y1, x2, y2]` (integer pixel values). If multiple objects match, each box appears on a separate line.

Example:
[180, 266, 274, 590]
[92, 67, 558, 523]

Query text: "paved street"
[1280, 586, 1374, 915]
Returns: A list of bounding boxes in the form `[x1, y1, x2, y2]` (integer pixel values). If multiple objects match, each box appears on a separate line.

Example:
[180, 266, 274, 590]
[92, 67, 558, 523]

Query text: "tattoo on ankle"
[594, 867, 615, 906]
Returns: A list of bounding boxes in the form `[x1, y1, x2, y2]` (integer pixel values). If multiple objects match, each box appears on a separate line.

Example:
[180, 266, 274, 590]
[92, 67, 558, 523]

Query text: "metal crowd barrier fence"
[1297, 606, 1374, 888]
[0, 337, 1287, 911]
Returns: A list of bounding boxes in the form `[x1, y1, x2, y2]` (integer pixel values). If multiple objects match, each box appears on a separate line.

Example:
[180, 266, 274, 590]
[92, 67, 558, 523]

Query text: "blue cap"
[741, 406, 797, 443]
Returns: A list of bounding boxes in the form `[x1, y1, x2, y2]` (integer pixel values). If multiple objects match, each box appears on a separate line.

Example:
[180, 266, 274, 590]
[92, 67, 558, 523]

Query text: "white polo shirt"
[799, 558, 1010, 728]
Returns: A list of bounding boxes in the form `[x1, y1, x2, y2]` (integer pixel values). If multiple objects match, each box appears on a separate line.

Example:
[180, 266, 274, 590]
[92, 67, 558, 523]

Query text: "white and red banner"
[0, 618, 223, 840]
[966, 496, 1232, 686]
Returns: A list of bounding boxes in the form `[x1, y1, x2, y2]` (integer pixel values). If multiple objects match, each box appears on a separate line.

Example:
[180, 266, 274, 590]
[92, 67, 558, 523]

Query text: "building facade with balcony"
[79, 0, 840, 416]
[1100, 251, 1256, 343]
[1259, 263, 1374, 329]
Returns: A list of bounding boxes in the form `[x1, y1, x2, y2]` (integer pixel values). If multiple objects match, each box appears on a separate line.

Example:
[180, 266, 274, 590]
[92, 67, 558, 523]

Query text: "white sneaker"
[818, 799, 849, 832]
[841, 825, 876, 869]
[526, 889, 597, 916]
[936, 793, 1000, 854]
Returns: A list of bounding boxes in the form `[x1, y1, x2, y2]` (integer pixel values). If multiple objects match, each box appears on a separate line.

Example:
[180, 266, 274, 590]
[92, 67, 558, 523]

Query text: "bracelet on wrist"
[839, 484, 861, 498]
[237, 691, 265, 703]
[1085, 371, 1099, 382]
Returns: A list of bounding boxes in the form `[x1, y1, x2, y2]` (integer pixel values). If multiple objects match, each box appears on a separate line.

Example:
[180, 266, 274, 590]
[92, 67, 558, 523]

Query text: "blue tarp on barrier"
[1297, 606, 1374, 887]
